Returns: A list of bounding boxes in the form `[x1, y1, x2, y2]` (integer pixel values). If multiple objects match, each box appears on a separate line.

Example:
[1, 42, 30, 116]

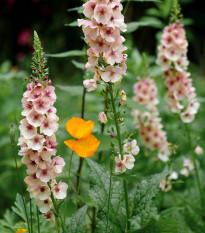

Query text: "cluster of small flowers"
[18, 80, 67, 223]
[18, 32, 67, 224]
[157, 23, 188, 72]
[180, 158, 194, 177]
[115, 139, 140, 173]
[132, 78, 170, 162]
[78, 0, 127, 91]
[160, 171, 178, 192]
[157, 22, 199, 123]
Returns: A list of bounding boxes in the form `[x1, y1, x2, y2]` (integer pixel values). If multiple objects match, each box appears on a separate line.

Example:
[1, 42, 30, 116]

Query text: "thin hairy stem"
[36, 206, 40, 233]
[29, 198, 33, 233]
[10, 125, 31, 233]
[108, 84, 130, 231]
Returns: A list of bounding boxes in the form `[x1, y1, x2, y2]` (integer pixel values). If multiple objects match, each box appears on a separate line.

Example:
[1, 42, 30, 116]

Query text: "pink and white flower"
[98, 111, 108, 124]
[115, 154, 135, 173]
[123, 139, 140, 155]
[52, 181, 68, 200]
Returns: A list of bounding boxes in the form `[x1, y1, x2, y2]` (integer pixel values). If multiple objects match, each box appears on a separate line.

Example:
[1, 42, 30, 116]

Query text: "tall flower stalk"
[18, 31, 67, 232]
[78, 0, 140, 231]
[157, 0, 202, 213]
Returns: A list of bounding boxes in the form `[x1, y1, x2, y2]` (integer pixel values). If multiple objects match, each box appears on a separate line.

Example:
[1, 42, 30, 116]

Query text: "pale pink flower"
[101, 66, 122, 83]
[21, 98, 33, 116]
[93, 4, 112, 25]
[21, 155, 38, 173]
[160, 178, 171, 192]
[45, 211, 55, 226]
[24, 174, 44, 188]
[36, 198, 53, 213]
[52, 181, 68, 200]
[195, 146, 203, 155]
[33, 97, 51, 115]
[32, 185, 51, 200]
[36, 167, 54, 183]
[100, 26, 120, 43]
[27, 134, 45, 151]
[169, 171, 178, 180]
[26, 83, 44, 101]
[183, 159, 194, 171]
[115, 154, 135, 173]
[180, 168, 189, 177]
[27, 109, 45, 127]
[123, 139, 140, 155]
[98, 112, 108, 124]
[19, 119, 37, 139]
[44, 86, 56, 104]
[52, 156, 65, 174]
[40, 116, 58, 136]
[83, 1, 97, 18]
[83, 79, 98, 92]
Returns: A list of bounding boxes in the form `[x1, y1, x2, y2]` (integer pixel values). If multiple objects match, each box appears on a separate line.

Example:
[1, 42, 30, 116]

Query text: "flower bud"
[119, 90, 126, 105]
[10, 124, 15, 145]
[194, 146, 203, 155]
[98, 112, 107, 124]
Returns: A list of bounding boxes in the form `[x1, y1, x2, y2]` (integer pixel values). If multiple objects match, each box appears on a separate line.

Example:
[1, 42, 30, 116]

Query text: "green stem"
[108, 84, 130, 231]
[123, 0, 131, 15]
[30, 198, 33, 233]
[36, 206, 40, 233]
[185, 124, 203, 208]
[76, 157, 84, 196]
[50, 186, 66, 233]
[105, 157, 113, 232]
[10, 125, 31, 233]
[123, 178, 130, 231]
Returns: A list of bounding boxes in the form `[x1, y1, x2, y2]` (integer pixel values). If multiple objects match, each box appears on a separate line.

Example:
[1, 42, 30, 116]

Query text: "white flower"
[36, 198, 53, 213]
[98, 112, 108, 124]
[123, 139, 140, 155]
[195, 146, 203, 155]
[169, 171, 178, 180]
[115, 154, 135, 173]
[52, 181, 68, 200]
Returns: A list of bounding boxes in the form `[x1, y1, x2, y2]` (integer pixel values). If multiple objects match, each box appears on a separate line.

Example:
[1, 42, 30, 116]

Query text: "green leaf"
[46, 50, 86, 58]
[67, 6, 83, 13]
[0, 209, 16, 230]
[125, 22, 151, 33]
[71, 60, 85, 70]
[11, 194, 27, 222]
[131, 173, 166, 218]
[65, 21, 78, 27]
[87, 159, 126, 233]
[138, 16, 164, 29]
[66, 206, 88, 233]
[136, 217, 180, 233]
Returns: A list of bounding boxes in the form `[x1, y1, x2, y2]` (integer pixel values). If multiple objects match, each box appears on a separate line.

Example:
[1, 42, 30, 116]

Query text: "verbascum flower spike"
[132, 78, 170, 162]
[18, 31, 67, 224]
[78, 0, 127, 91]
[156, 0, 199, 123]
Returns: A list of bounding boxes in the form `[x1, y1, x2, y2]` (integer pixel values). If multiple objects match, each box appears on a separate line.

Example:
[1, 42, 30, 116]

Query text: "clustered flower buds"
[160, 171, 178, 192]
[18, 32, 67, 224]
[115, 139, 140, 173]
[79, 0, 127, 91]
[180, 158, 194, 177]
[132, 78, 170, 162]
[157, 22, 199, 123]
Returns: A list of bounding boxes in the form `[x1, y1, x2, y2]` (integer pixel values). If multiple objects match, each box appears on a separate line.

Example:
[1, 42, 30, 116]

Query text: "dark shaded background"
[0, 0, 205, 79]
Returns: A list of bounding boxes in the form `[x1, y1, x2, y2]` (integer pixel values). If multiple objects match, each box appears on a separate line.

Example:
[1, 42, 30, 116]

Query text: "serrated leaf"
[87, 159, 126, 233]
[132, 173, 166, 217]
[46, 50, 86, 58]
[136, 217, 180, 233]
[11, 194, 27, 222]
[66, 206, 88, 233]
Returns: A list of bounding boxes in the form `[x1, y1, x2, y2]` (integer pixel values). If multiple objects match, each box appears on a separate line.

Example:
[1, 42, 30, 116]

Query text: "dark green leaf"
[66, 206, 88, 233]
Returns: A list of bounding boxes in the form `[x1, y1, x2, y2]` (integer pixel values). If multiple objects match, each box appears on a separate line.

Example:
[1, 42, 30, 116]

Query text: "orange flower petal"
[66, 117, 94, 139]
[64, 134, 100, 158]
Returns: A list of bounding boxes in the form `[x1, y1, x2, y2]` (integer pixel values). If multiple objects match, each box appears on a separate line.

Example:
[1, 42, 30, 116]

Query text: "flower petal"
[64, 134, 100, 158]
[66, 117, 94, 139]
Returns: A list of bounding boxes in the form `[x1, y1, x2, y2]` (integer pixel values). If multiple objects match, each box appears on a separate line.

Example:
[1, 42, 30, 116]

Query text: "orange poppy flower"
[66, 117, 94, 139]
[64, 117, 100, 158]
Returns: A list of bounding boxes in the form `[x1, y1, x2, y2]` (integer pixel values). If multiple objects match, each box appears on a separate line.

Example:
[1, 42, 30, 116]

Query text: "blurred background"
[0, 0, 205, 225]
